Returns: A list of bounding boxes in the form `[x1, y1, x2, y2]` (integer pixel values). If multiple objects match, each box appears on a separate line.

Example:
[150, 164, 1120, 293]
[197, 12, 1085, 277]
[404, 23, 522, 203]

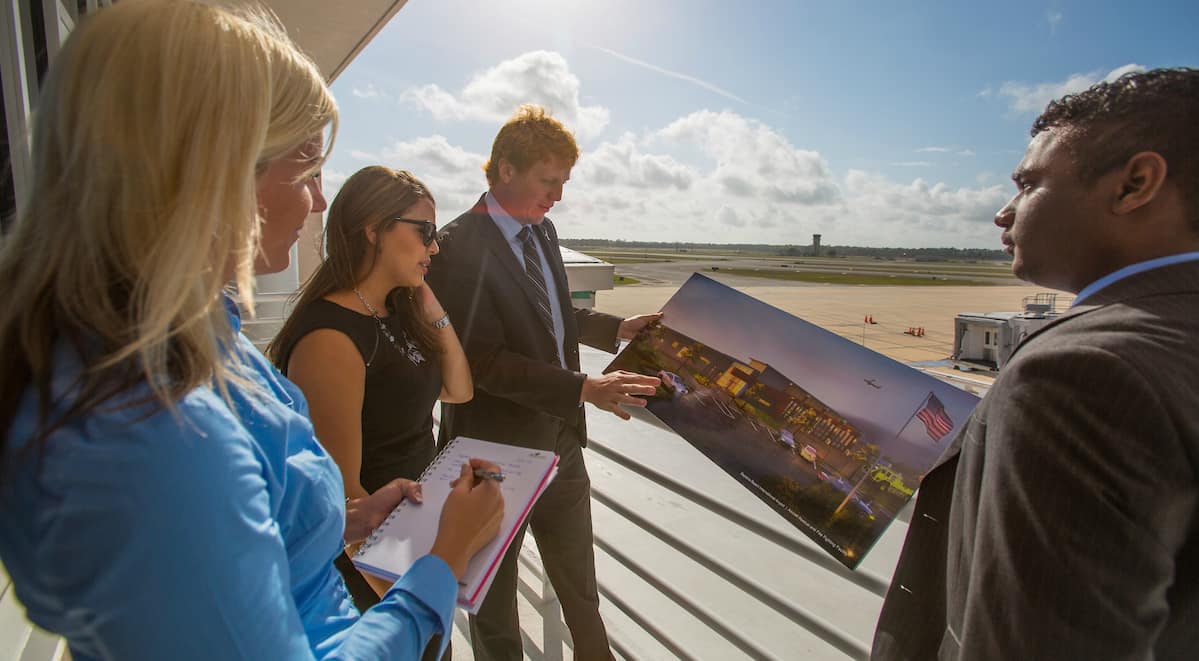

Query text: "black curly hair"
[1032, 67, 1199, 232]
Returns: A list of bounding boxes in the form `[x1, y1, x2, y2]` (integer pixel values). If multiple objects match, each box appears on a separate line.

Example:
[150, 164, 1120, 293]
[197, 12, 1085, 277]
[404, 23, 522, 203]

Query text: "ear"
[498, 158, 515, 184]
[365, 224, 378, 246]
[1111, 151, 1168, 216]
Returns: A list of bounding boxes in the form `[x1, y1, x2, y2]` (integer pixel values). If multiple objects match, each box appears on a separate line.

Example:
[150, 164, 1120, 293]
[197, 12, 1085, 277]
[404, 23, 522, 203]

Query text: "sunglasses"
[393, 218, 438, 246]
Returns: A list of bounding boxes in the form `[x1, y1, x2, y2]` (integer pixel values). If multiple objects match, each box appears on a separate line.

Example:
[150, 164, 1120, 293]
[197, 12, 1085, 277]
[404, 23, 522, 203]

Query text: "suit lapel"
[927, 423, 966, 473]
[472, 204, 559, 346]
[537, 220, 574, 317]
[1008, 260, 1199, 363]
[923, 303, 1095, 474]
[1002, 302, 1101, 364]
[922, 307, 1097, 474]
[923, 260, 1199, 478]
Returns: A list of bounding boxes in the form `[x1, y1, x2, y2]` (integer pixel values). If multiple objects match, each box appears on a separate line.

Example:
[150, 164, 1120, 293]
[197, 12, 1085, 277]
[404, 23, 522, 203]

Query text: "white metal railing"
[0, 565, 68, 661]
[432, 342, 910, 659]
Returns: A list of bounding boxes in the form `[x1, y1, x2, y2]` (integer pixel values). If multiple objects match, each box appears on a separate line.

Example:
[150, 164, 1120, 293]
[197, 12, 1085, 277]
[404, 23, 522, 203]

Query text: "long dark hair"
[268, 166, 440, 369]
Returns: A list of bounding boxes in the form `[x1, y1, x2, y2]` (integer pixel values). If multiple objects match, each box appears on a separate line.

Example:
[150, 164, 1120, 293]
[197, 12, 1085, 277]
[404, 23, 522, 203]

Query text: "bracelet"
[431, 313, 451, 330]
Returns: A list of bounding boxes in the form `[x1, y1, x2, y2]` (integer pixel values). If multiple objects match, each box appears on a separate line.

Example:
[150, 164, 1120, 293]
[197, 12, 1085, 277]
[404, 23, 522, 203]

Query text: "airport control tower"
[812, 234, 822, 256]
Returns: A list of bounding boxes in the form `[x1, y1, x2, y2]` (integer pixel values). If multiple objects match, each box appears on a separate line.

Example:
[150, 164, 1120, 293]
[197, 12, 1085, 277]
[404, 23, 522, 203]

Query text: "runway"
[595, 277, 1066, 368]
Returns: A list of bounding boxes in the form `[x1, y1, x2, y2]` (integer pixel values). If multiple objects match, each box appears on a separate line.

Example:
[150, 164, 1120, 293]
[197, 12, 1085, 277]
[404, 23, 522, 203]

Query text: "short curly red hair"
[484, 105, 579, 185]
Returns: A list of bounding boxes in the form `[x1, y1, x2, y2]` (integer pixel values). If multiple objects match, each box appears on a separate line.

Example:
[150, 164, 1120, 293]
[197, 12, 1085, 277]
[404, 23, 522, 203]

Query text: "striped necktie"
[517, 226, 560, 363]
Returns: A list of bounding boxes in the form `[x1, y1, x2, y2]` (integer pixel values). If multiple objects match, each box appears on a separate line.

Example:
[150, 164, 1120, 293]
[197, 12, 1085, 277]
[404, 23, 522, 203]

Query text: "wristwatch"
[432, 314, 451, 330]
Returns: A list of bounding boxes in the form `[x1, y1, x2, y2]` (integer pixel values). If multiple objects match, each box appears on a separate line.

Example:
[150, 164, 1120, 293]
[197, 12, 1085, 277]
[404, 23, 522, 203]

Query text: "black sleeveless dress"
[276, 298, 442, 612]
[279, 298, 442, 490]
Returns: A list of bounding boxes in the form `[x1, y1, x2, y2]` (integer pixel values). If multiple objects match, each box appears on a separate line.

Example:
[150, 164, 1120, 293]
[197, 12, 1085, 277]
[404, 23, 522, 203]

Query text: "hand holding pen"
[473, 468, 505, 482]
[448, 459, 505, 485]
[433, 459, 505, 580]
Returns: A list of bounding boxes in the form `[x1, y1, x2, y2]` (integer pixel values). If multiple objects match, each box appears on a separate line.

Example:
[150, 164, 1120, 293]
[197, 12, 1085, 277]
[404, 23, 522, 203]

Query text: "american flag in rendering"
[916, 393, 954, 442]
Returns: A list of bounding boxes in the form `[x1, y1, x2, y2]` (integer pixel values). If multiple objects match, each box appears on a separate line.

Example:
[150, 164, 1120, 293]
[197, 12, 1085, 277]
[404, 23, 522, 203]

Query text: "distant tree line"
[560, 239, 1006, 262]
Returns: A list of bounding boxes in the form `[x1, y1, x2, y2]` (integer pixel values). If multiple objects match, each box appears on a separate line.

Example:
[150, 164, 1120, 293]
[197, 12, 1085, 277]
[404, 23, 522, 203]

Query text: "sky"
[657, 274, 978, 468]
[323, 0, 1199, 249]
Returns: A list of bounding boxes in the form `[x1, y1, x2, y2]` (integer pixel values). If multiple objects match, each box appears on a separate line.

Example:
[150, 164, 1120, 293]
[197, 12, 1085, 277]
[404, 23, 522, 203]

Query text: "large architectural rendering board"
[605, 273, 978, 568]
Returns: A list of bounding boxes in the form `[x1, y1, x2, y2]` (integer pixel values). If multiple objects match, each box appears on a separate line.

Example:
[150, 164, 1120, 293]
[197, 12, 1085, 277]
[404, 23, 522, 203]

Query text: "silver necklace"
[353, 288, 425, 366]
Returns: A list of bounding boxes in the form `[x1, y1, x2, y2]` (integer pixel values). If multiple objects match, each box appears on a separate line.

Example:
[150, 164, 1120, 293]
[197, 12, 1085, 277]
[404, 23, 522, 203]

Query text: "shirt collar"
[484, 191, 530, 243]
[1073, 251, 1199, 306]
[222, 292, 243, 332]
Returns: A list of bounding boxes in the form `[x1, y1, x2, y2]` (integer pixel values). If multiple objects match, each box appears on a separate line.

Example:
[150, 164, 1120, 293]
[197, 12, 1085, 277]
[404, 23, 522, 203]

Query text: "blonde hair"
[0, 0, 337, 449]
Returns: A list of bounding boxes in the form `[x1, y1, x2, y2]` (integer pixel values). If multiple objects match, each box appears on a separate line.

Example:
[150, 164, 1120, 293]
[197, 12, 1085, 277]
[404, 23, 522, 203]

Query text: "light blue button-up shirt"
[0, 296, 456, 660]
[1073, 251, 1199, 305]
[485, 191, 567, 366]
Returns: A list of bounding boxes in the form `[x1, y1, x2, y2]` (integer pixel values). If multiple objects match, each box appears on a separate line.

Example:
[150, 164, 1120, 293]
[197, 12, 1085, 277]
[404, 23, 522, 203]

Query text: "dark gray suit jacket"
[873, 260, 1199, 660]
[426, 195, 622, 451]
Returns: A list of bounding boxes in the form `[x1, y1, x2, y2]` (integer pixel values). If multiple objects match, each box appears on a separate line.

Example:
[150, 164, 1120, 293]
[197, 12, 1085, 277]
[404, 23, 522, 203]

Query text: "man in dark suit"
[872, 68, 1199, 659]
[427, 104, 660, 661]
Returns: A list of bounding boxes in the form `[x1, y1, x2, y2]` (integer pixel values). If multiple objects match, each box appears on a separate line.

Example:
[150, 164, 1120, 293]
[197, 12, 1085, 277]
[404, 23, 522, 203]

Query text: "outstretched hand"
[343, 478, 423, 545]
[429, 459, 505, 579]
[618, 312, 664, 341]
[581, 370, 661, 420]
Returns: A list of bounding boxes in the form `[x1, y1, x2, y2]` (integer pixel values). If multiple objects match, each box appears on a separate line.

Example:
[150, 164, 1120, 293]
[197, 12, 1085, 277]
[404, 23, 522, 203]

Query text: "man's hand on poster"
[617, 312, 664, 341]
[581, 370, 661, 420]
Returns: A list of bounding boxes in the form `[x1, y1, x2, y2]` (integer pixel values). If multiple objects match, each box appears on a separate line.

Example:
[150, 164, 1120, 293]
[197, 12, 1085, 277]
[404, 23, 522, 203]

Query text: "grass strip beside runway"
[716, 268, 998, 286]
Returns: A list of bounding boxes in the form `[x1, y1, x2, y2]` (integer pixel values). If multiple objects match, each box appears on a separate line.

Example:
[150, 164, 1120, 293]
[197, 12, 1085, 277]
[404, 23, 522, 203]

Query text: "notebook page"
[354, 437, 558, 609]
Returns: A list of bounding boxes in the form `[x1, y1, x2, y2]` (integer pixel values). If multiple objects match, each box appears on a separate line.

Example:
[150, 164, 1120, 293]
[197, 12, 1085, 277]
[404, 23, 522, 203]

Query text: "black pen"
[473, 469, 505, 482]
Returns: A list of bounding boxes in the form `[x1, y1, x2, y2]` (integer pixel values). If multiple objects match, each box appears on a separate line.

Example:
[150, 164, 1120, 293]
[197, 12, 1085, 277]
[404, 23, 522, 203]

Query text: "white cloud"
[1046, 10, 1063, 34]
[916, 146, 974, 157]
[575, 133, 695, 190]
[351, 83, 385, 99]
[842, 171, 1008, 246]
[537, 111, 846, 240]
[400, 51, 610, 141]
[320, 168, 349, 201]
[343, 136, 489, 221]
[915, 146, 974, 159]
[997, 63, 1147, 114]
[591, 45, 747, 104]
[337, 104, 1007, 247]
[716, 206, 744, 227]
[567, 111, 1002, 246]
[653, 110, 841, 205]
[1104, 63, 1147, 81]
[378, 135, 484, 178]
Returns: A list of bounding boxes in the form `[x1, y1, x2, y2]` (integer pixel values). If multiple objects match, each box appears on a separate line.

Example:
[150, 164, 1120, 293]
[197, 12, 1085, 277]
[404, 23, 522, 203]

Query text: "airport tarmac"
[593, 275, 1071, 367]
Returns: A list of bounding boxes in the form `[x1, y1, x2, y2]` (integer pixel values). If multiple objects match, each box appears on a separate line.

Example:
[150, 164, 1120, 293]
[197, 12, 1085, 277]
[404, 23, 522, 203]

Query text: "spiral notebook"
[352, 436, 559, 613]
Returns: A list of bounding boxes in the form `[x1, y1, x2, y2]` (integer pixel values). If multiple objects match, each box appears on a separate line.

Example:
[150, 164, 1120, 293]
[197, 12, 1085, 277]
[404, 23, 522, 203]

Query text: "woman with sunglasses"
[269, 167, 472, 630]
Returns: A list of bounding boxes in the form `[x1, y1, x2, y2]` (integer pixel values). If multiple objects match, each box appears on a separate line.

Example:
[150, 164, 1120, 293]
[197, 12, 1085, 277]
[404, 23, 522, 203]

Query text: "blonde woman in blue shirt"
[0, 1, 502, 659]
